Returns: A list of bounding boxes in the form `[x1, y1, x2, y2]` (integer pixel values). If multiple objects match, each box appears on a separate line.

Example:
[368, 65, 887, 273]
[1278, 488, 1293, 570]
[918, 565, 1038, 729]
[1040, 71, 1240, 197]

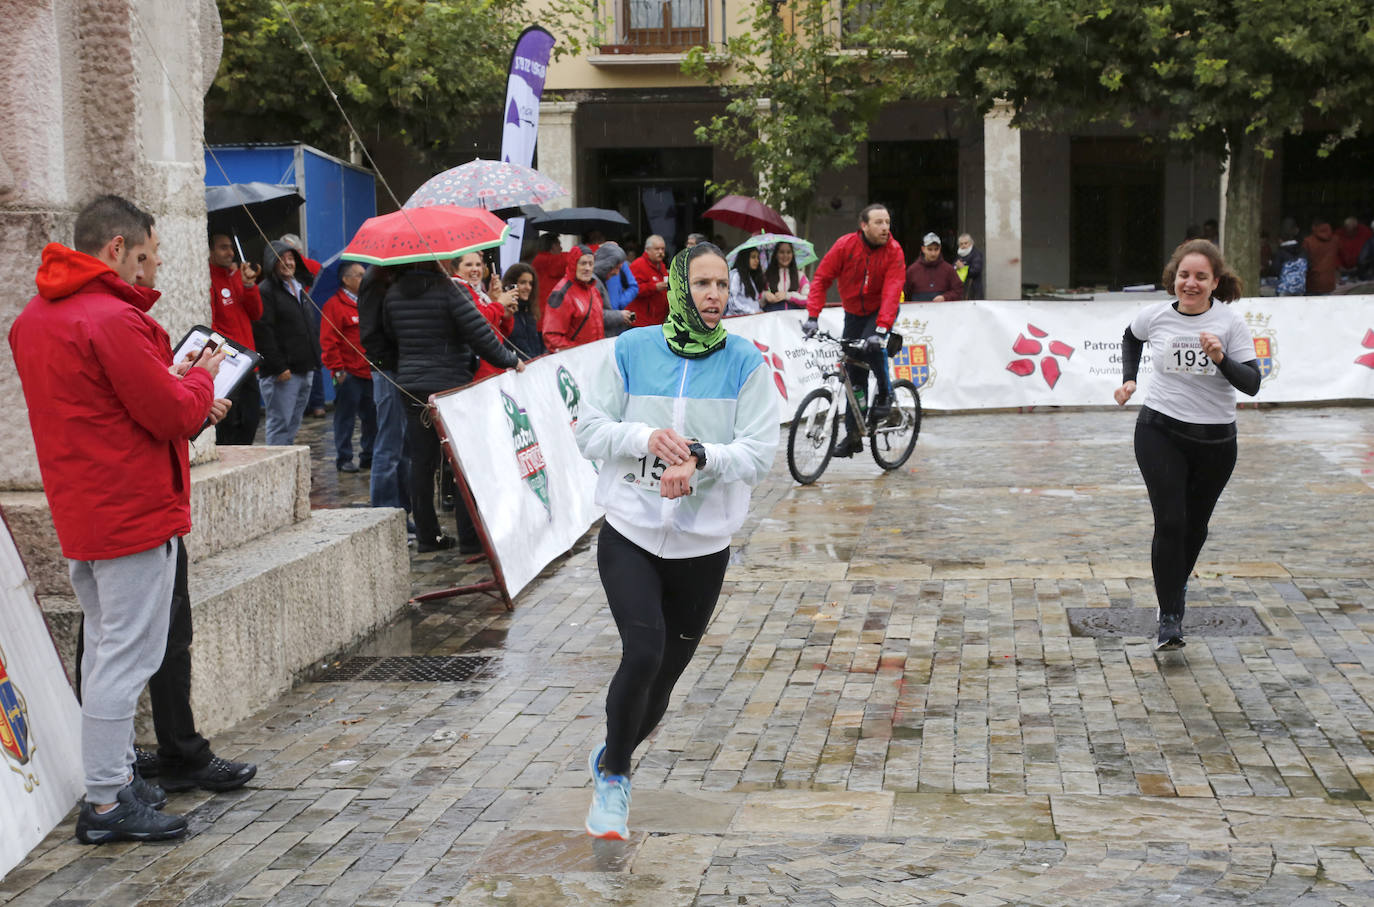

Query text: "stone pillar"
[0, 0, 221, 489]
[983, 101, 1023, 301]
[538, 101, 579, 210]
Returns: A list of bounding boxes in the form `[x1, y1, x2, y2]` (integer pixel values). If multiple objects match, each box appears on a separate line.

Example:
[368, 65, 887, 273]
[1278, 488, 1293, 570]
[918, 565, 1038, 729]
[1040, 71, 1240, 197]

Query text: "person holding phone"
[1114, 239, 1260, 651]
[501, 263, 546, 360]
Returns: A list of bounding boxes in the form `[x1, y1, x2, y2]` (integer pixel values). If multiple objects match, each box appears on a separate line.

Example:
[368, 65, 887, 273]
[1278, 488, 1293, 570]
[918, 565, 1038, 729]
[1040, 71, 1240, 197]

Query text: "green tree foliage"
[881, 0, 1374, 291]
[683, 0, 900, 233]
[209, 0, 523, 161]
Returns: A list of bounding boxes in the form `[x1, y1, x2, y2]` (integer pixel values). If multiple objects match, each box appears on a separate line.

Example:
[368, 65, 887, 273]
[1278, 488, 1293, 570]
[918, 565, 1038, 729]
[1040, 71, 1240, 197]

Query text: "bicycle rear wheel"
[869, 379, 921, 470]
[787, 387, 837, 484]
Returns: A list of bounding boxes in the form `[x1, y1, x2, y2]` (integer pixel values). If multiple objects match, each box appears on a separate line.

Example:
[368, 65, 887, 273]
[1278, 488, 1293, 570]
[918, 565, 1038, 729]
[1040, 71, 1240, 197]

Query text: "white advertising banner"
[433, 295, 1374, 602]
[722, 296, 1374, 412]
[0, 519, 83, 877]
[433, 339, 611, 599]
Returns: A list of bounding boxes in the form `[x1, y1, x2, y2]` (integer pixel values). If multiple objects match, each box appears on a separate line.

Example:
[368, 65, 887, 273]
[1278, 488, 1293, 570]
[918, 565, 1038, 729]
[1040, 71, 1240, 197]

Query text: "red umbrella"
[340, 206, 509, 265]
[703, 195, 790, 235]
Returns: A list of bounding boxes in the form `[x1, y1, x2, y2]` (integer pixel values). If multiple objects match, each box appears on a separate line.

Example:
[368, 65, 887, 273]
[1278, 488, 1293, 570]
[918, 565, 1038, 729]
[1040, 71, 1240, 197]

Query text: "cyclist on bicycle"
[803, 204, 905, 457]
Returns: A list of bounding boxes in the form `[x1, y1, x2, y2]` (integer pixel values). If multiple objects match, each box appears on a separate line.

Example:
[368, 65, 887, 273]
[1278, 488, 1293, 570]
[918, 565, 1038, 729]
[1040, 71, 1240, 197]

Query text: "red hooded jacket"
[9, 244, 216, 561]
[627, 253, 669, 326]
[320, 289, 372, 379]
[542, 247, 607, 352]
[209, 262, 262, 350]
[806, 231, 906, 330]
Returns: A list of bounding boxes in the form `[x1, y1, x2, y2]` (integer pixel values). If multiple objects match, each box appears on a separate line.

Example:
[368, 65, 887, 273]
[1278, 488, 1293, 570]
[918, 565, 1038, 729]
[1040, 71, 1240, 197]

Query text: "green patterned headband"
[662, 244, 728, 359]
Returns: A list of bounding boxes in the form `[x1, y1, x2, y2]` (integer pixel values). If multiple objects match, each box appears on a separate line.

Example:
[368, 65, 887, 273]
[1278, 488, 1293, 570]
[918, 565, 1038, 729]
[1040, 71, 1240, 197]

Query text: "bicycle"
[786, 328, 922, 484]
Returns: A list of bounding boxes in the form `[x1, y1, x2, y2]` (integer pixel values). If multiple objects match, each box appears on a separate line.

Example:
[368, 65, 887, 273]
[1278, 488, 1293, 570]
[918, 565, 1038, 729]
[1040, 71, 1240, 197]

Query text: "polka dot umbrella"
[404, 159, 568, 212]
[339, 206, 509, 266]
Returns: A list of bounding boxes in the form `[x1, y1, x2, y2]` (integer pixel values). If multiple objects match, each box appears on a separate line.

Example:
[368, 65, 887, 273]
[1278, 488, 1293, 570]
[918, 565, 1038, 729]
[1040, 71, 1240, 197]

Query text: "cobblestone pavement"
[6, 405, 1374, 905]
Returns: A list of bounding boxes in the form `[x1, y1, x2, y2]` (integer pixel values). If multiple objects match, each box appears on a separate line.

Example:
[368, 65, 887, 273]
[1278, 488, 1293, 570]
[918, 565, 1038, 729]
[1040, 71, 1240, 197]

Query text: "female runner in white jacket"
[574, 242, 778, 839]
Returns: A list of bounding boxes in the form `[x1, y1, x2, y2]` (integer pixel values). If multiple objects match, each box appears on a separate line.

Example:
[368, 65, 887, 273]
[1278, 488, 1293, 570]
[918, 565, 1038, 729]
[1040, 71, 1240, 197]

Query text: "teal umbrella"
[725, 233, 817, 268]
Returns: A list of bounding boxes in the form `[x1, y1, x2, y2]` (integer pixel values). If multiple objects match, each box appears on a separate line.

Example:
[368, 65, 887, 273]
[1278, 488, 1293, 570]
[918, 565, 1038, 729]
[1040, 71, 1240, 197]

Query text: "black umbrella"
[527, 206, 630, 235]
[205, 182, 304, 237]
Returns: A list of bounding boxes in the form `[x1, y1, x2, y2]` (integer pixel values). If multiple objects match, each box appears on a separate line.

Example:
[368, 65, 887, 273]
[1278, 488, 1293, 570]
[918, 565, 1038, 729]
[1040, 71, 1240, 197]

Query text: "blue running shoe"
[588, 742, 606, 785]
[585, 773, 631, 840]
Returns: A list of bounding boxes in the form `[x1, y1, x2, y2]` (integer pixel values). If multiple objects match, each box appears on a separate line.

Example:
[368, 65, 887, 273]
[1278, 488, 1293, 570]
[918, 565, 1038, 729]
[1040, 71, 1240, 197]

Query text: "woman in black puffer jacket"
[382, 261, 521, 553]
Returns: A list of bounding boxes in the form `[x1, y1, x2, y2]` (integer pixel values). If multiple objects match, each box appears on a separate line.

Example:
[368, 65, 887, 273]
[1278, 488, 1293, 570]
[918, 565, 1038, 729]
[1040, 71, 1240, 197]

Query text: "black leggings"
[1134, 408, 1237, 619]
[597, 522, 730, 776]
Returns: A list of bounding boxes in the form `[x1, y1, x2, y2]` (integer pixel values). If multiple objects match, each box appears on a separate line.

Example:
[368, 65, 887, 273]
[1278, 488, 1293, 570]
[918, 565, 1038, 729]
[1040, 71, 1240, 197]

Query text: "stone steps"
[39, 507, 408, 737]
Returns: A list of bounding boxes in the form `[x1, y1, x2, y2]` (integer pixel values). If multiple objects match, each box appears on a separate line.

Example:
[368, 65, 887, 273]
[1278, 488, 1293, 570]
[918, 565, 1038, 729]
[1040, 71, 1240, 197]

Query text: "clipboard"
[173, 325, 262, 438]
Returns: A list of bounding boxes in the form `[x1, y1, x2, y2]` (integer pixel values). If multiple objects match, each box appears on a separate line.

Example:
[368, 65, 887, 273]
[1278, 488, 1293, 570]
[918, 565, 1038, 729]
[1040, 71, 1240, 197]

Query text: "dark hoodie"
[253, 240, 321, 376]
[1302, 223, 1340, 294]
[9, 243, 214, 560]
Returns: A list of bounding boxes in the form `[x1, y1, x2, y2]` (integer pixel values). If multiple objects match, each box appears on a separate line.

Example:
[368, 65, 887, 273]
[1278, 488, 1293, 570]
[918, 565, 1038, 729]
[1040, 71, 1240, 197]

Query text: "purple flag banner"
[499, 26, 557, 273]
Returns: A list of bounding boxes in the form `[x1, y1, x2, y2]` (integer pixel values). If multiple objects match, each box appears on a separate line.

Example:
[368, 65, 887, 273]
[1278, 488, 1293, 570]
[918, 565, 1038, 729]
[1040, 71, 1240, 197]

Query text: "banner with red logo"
[432, 295, 1373, 603]
[0, 518, 83, 877]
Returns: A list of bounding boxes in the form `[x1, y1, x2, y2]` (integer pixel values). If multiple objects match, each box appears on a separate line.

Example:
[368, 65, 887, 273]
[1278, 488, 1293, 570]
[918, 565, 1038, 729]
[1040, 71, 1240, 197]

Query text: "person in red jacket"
[627, 234, 670, 326]
[543, 246, 609, 351]
[320, 261, 376, 472]
[8, 195, 228, 845]
[531, 234, 567, 325]
[904, 232, 965, 302]
[454, 250, 519, 381]
[208, 233, 263, 444]
[804, 204, 906, 456]
[1336, 216, 1372, 272]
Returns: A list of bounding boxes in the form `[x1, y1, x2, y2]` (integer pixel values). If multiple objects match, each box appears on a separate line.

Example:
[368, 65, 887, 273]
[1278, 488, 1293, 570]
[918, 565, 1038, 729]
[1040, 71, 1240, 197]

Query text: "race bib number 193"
[1163, 335, 1215, 375]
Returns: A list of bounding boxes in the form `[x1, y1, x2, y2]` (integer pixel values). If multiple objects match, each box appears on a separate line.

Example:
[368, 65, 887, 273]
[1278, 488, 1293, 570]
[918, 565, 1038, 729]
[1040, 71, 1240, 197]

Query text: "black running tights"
[598, 522, 730, 776]
[1134, 415, 1237, 620]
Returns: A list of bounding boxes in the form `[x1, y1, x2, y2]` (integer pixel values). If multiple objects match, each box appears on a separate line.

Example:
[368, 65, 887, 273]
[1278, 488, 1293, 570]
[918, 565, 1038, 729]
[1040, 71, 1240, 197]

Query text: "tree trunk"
[1222, 127, 1265, 297]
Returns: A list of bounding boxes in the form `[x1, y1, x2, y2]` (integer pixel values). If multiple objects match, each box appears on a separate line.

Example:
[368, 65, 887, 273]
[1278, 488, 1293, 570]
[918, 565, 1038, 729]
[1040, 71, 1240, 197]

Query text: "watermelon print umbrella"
[404, 159, 568, 212]
[339, 206, 509, 265]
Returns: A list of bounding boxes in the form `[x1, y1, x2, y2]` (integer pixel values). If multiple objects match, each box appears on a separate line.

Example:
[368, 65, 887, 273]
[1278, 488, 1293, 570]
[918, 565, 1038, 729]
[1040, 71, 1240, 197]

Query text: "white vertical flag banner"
[0, 517, 83, 877]
[498, 26, 557, 274]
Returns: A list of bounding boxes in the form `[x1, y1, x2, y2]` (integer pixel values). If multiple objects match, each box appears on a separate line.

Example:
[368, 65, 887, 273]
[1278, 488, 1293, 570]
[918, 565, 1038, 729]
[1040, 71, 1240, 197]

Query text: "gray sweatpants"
[68, 538, 177, 804]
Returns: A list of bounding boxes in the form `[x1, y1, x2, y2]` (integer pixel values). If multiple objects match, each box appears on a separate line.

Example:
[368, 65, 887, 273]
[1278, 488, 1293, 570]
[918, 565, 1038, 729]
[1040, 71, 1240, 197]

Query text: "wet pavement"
[6, 404, 1374, 905]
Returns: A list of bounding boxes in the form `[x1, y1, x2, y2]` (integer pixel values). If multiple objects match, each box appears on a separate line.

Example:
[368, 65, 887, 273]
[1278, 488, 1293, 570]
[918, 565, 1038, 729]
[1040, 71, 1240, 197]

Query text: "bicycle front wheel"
[787, 387, 837, 484]
[869, 379, 921, 470]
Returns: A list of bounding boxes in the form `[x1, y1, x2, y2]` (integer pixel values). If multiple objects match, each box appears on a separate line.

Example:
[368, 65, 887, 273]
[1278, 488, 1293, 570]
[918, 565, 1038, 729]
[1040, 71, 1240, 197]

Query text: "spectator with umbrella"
[342, 205, 523, 553]
[207, 231, 262, 445]
[726, 248, 766, 316]
[762, 241, 810, 311]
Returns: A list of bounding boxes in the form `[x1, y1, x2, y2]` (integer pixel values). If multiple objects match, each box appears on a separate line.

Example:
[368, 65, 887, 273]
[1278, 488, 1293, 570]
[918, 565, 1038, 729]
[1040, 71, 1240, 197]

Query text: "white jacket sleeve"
[702, 361, 778, 486]
[574, 344, 653, 461]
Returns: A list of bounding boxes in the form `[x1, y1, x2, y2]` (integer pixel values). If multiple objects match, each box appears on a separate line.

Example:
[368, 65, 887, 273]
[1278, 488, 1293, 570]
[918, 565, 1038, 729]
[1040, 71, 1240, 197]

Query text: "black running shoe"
[1156, 614, 1185, 651]
[135, 746, 160, 778]
[131, 767, 167, 810]
[159, 755, 258, 793]
[75, 785, 187, 845]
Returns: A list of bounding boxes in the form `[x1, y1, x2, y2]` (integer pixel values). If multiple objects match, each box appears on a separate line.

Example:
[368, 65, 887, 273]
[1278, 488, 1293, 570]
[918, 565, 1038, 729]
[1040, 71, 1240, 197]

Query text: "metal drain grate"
[312, 655, 494, 683]
[1066, 607, 1269, 639]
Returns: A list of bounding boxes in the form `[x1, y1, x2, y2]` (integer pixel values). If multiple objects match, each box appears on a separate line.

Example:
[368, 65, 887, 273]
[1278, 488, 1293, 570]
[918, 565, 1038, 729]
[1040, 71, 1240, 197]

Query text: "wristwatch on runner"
[687, 442, 707, 471]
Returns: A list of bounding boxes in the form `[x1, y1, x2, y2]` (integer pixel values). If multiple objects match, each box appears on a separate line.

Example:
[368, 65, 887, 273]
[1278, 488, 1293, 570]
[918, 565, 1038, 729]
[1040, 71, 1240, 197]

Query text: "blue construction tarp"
[206, 144, 376, 403]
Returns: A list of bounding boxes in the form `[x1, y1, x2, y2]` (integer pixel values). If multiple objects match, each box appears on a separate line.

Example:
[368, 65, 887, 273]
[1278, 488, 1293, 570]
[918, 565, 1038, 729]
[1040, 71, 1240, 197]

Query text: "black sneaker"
[135, 746, 160, 778]
[833, 434, 863, 458]
[416, 534, 457, 554]
[1156, 614, 1185, 651]
[75, 785, 187, 844]
[131, 767, 167, 810]
[159, 755, 258, 793]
